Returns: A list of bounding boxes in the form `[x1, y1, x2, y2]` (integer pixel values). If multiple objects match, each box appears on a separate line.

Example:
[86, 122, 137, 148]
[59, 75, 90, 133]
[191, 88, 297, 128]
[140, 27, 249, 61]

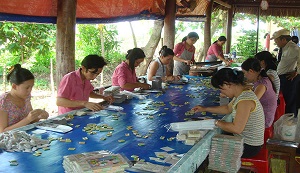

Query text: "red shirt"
[57, 69, 94, 114]
[112, 61, 137, 91]
[206, 42, 224, 59]
[173, 41, 196, 62]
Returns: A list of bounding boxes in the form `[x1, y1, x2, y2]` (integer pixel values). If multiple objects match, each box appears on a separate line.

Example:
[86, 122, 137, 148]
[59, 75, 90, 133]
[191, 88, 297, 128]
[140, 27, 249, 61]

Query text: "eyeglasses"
[88, 70, 101, 75]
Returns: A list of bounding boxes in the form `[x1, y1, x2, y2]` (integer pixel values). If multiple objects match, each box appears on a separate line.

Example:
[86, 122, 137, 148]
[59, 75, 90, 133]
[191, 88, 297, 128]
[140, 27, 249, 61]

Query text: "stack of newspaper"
[208, 134, 244, 173]
[63, 150, 131, 173]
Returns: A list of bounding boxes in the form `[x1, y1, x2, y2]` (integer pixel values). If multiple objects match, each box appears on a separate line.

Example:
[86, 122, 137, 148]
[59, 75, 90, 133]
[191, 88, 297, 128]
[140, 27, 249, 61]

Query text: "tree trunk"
[98, 24, 105, 87]
[129, 22, 137, 48]
[164, 0, 176, 74]
[198, 9, 226, 62]
[136, 20, 164, 76]
[56, 0, 77, 87]
[50, 57, 55, 97]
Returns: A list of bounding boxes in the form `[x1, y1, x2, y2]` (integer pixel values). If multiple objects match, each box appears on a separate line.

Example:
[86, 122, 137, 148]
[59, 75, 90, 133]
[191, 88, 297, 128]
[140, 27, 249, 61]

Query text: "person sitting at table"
[0, 64, 49, 133]
[173, 32, 199, 76]
[56, 55, 114, 115]
[191, 68, 265, 158]
[241, 58, 277, 128]
[205, 36, 231, 66]
[112, 48, 151, 91]
[147, 46, 180, 83]
[255, 51, 280, 98]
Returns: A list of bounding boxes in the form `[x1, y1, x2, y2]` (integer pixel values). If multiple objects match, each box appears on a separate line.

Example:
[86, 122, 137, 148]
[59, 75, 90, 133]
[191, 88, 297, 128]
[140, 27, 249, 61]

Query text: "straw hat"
[270, 29, 290, 40]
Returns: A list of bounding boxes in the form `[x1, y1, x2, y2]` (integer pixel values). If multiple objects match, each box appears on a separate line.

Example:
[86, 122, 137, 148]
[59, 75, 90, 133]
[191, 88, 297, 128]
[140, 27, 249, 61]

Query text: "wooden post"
[226, 6, 233, 54]
[204, 0, 213, 59]
[56, 0, 77, 87]
[164, 0, 176, 74]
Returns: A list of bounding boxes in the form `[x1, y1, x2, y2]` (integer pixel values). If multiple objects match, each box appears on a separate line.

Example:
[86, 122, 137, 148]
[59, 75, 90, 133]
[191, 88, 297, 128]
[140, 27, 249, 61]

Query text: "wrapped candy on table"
[169, 119, 216, 131]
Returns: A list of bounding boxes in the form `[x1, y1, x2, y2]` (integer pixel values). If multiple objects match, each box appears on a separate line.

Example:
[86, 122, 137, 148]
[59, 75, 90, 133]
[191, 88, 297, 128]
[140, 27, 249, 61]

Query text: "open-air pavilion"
[0, 1, 300, 172]
[1, 0, 299, 82]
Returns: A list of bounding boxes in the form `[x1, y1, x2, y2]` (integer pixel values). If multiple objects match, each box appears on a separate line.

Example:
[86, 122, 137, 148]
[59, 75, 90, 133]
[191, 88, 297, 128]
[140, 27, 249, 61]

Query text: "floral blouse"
[0, 92, 32, 126]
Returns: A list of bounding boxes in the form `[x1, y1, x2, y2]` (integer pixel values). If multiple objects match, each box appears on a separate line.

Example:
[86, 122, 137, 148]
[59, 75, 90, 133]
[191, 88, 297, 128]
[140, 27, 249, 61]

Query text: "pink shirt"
[57, 69, 94, 115]
[112, 61, 137, 91]
[173, 41, 196, 62]
[206, 42, 224, 59]
[0, 92, 32, 126]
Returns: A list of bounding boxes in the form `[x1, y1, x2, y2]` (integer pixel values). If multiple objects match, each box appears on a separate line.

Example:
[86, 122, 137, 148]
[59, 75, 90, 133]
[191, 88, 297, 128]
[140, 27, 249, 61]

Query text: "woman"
[112, 48, 151, 91]
[191, 68, 265, 158]
[147, 46, 180, 83]
[57, 55, 114, 115]
[0, 64, 49, 133]
[206, 36, 231, 66]
[173, 32, 199, 75]
[255, 51, 280, 98]
[242, 58, 277, 128]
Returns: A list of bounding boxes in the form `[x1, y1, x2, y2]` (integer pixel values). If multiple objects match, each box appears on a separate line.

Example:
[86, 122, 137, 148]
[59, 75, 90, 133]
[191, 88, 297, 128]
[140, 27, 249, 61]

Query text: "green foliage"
[0, 22, 56, 62]
[75, 24, 123, 64]
[231, 29, 263, 59]
[34, 78, 49, 90]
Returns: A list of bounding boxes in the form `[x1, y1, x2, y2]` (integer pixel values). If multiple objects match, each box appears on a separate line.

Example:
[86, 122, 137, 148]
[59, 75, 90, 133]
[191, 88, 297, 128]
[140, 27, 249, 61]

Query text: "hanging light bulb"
[260, 0, 269, 10]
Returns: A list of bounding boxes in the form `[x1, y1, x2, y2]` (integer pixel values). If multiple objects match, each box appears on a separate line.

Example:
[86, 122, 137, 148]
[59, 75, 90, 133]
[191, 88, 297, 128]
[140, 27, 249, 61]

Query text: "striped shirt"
[266, 69, 280, 98]
[232, 90, 265, 146]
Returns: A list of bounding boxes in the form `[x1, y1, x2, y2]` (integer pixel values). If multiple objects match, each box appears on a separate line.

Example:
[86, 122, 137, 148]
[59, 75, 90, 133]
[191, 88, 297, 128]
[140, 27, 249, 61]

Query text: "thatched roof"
[216, 0, 300, 17]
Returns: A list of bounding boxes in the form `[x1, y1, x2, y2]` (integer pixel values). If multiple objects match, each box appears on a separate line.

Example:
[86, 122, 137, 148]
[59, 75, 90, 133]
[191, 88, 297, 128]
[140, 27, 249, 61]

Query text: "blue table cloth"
[0, 76, 224, 173]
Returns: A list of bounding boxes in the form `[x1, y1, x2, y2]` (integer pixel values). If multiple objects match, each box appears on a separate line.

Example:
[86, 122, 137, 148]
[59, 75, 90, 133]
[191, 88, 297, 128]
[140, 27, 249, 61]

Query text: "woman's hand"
[224, 60, 231, 66]
[104, 95, 114, 104]
[191, 105, 206, 113]
[83, 102, 104, 112]
[37, 109, 49, 119]
[26, 109, 49, 122]
[184, 60, 192, 66]
[139, 83, 151, 90]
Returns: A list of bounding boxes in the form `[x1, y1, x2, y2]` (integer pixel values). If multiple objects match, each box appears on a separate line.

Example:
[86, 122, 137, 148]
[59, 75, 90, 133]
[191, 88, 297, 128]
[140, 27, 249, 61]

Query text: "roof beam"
[214, 0, 231, 9]
[233, 2, 300, 8]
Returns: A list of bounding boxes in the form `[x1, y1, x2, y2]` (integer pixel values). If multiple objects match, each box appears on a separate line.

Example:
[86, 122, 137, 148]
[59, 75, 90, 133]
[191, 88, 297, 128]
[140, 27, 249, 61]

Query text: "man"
[271, 29, 300, 116]
[56, 55, 114, 115]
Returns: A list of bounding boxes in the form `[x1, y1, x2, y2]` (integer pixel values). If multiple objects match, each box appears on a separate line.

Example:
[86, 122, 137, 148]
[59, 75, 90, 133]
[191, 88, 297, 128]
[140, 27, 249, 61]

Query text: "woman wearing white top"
[147, 46, 180, 83]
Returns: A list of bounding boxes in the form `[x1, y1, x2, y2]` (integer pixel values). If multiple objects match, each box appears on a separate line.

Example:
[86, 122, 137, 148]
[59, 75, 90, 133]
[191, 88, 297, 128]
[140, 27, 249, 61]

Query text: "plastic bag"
[273, 113, 299, 142]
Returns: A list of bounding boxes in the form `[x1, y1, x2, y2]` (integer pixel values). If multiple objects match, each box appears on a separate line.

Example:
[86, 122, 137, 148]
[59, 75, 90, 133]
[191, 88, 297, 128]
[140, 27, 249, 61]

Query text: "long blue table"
[0, 76, 224, 173]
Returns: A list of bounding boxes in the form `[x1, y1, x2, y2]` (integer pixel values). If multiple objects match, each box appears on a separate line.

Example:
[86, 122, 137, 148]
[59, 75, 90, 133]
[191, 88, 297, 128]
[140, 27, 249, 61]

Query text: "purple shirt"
[254, 77, 277, 128]
[57, 69, 94, 115]
[112, 61, 138, 91]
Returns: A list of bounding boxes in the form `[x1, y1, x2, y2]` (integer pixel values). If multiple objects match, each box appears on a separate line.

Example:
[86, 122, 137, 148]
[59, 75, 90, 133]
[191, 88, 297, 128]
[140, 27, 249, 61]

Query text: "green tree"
[232, 29, 263, 60]
[0, 22, 56, 65]
[75, 24, 123, 66]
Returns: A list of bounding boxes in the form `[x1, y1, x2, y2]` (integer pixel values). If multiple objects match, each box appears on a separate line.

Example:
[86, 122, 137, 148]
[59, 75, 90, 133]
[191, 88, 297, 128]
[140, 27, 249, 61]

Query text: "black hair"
[213, 36, 227, 44]
[241, 58, 268, 77]
[159, 46, 174, 57]
[241, 58, 276, 92]
[211, 68, 245, 89]
[125, 48, 146, 71]
[81, 55, 107, 73]
[182, 32, 199, 42]
[7, 64, 34, 85]
[254, 51, 277, 71]
[292, 36, 299, 44]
